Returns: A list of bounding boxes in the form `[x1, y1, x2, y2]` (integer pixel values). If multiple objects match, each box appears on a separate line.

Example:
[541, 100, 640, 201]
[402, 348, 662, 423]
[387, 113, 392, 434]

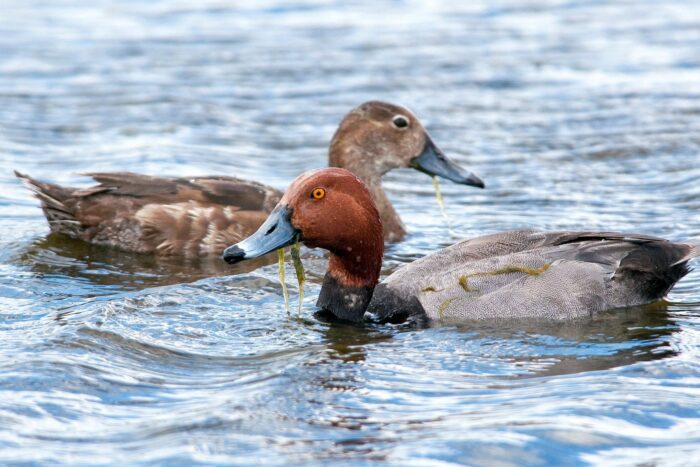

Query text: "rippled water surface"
[2, 0, 700, 465]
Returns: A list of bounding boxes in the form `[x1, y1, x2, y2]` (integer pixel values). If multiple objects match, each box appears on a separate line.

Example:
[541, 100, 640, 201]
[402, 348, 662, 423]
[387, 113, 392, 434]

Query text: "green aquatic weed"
[290, 241, 305, 315]
[437, 296, 460, 319]
[459, 264, 551, 293]
[278, 248, 290, 314]
[432, 176, 449, 223]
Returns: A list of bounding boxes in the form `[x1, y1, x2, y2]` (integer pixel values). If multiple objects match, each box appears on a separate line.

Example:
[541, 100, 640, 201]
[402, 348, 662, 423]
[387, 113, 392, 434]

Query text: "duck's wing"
[82, 173, 281, 209]
[370, 230, 698, 321]
[16, 171, 282, 257]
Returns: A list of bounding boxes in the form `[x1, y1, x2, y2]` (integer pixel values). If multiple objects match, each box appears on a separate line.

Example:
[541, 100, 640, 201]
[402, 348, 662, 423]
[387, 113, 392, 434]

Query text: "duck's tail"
[672, 240, 700, 267]
[14, 170, 81, 235]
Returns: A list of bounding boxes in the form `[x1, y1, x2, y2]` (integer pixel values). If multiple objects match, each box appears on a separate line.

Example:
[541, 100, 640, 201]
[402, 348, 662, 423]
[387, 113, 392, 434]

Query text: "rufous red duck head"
[223, 168, 384, 321]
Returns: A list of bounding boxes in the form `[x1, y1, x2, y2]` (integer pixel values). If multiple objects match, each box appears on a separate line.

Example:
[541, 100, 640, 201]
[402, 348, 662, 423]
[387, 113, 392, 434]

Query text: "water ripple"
[1, 0, 700, 464]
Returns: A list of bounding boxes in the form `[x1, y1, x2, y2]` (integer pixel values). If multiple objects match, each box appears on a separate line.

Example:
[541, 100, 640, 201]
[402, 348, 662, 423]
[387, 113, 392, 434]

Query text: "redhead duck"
[223, 168, 700, 323]
[15, 101, 483, 257]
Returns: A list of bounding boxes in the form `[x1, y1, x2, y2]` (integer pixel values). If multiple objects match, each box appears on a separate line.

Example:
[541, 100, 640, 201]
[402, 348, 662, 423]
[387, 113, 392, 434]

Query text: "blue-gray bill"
[223, 206, 298, 264]
[411, 135, 485, 188]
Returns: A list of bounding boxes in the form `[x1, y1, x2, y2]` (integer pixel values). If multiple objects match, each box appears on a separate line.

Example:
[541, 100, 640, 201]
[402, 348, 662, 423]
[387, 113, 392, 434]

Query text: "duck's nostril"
[266, 223, 278, 236]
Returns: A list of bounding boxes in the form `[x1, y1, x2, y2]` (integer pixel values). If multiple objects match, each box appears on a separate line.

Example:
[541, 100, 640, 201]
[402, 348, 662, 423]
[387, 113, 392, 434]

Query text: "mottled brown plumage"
[16, 171, 279, 257]
[16, 101, 483, 257]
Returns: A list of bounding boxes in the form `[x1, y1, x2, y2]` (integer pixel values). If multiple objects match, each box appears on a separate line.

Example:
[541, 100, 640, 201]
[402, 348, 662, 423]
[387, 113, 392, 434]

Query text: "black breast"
[316, 274, 374, 323]
[366, 283, 427, 324]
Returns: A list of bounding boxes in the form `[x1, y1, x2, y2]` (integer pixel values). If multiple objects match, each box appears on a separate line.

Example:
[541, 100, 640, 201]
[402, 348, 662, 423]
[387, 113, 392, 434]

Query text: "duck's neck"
[329, 146, 407, 242]
[316, 229, 384, 322]
[363, 177, 407, 243]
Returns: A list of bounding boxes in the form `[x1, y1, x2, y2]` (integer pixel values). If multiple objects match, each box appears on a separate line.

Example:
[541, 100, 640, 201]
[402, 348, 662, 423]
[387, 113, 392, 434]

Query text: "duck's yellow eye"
[311, 187, 326, 200]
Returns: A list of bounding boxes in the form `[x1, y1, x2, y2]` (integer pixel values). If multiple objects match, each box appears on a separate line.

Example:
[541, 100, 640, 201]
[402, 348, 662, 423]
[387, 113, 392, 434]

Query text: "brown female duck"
[223, 168, 700, 323]
[15, 101, 483, 257]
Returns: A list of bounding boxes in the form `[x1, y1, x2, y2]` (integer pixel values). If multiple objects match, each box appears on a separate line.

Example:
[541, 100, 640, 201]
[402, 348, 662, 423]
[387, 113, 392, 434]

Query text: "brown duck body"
[15, 171, 281, 257]
[16, 101, 484, 257]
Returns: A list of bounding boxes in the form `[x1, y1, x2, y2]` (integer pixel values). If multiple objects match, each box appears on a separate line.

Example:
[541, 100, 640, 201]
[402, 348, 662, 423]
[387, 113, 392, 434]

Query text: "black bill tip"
[412, 135, 485, 188]
[462, 172, 485, 189]
[223, 245, 247, 264]
[222, 205, 298, 266]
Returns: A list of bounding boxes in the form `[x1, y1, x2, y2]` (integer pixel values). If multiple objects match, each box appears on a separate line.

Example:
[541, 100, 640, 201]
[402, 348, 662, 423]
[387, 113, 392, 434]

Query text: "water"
[2, 0, 700, 464]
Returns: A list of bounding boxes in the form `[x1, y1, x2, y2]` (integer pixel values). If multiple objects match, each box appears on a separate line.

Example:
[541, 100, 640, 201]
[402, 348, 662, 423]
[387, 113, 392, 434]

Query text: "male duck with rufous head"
[224, 168, 700, 323]
[16, 101, 483, 257]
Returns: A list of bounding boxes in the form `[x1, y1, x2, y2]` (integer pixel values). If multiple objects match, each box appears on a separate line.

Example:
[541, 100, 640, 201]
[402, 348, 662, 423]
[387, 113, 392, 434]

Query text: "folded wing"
[371, 230, 697, 320]
[16, 171, 282, 257]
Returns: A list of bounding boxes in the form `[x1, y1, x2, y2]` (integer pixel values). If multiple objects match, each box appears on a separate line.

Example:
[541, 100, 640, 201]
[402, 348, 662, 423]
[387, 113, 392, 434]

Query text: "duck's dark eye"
[392, 115, 409, 129]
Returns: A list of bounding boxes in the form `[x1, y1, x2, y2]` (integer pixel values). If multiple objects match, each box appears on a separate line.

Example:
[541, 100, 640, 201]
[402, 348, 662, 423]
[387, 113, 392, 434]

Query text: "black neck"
[316, 273, 374, 322]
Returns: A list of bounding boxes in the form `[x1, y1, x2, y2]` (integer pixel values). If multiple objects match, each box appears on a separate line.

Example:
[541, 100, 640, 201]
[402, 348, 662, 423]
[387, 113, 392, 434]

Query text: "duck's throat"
[316, 248, 383, 322]
[349, 172, 406, 242]
[330, 149, 406, 241]
[366, 183, 406, 242]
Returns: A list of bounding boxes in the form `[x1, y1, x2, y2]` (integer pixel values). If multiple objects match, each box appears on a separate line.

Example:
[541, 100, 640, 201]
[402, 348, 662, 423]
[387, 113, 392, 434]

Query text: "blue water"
[1, 0, 700, 465]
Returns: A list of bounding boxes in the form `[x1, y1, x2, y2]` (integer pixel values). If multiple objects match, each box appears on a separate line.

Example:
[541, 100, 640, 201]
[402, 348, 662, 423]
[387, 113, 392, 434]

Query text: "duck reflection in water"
[19, 233, 267, 290]
[315, 301, 677, 381]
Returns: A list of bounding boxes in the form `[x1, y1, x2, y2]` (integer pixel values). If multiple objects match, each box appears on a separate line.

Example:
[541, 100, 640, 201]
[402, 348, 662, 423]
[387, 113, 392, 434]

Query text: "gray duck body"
[368, 230, 699, 321]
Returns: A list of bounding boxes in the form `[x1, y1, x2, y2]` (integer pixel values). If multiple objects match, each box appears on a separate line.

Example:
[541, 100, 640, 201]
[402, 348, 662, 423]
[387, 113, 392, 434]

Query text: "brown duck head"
[328, 101, 483, 241]
[223, 168, 384, 321]
[329, 101, 484, 187]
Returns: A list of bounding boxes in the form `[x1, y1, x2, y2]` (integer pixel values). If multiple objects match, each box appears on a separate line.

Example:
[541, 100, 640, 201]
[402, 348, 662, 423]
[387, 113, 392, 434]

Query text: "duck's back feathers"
[16, 171, 282, 257]
[81, 172, 280, 211]
[369, 230, 698, 321]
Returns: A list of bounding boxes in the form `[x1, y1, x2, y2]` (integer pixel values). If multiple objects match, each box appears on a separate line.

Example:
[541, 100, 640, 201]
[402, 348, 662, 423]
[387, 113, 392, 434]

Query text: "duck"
[15, 101, 484, 257]
[223, 168, 700, 323]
